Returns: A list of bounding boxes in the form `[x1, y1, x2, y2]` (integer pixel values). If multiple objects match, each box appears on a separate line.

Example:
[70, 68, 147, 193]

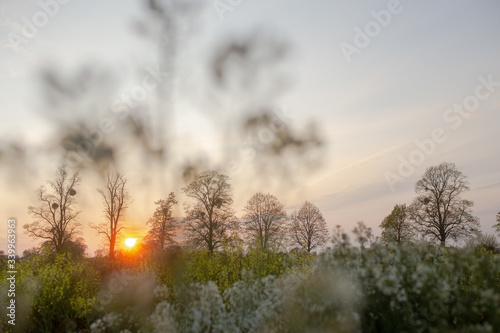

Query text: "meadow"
[1, 232, 499, 333]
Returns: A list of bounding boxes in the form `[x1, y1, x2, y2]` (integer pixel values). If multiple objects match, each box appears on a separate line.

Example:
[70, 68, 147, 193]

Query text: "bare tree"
[144, 192, 178, 251]
[90, 172, 131, 259]
[289, 201, 329, 253]
[182, 170, 236, 253]
[379, 204, 414, 244]
[408, 162, 479, 246]
[24, 165, 82, 254]
[242, 192, 287, 250]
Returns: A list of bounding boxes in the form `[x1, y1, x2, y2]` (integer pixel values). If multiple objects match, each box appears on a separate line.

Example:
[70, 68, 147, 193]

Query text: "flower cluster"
[95, 241, 499, 332]
[2, 238, 498, 332]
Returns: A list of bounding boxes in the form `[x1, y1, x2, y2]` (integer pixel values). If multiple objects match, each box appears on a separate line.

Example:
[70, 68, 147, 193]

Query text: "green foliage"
[177, 250, 243, 292]
[379, 204, 413, 244]
[0, 250, 100, 332]
[3, 242, 499, 332]
[159, 246, 312, 294]
[494, 211, 500, 233]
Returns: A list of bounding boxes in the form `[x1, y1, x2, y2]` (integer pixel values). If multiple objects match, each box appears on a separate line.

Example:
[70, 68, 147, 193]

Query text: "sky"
[1, 0, 499, 255]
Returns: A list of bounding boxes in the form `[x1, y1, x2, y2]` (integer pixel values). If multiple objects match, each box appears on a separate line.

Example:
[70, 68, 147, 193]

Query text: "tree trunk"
[110, 237, 116, 259]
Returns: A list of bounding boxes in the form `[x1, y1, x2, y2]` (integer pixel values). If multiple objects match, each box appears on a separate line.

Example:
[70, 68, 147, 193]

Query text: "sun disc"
[124, 238, 137, 248]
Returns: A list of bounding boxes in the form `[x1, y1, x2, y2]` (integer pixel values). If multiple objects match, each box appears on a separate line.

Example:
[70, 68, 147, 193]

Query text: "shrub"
[0, 250, 100, 332]
[4, 239, 500, 332]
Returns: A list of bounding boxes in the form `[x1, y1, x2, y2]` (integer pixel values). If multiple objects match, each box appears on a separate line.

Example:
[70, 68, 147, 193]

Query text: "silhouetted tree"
[182, 170, 236, 253]
[466, 232, 500, 254]
[22, 247, 40, 258]
[379, 204, 414, 244]
[39, 237, 87, 258]
[289, 201, 328, 253]
[144, 192, 178, 251]
[62, 238, 87, 258]
[24, 165, 82, 254]
[90, 172, 131, 259]
[242, 192, 287, 250]
[408, 162, 479, 246]
[494, 211, 500, 233]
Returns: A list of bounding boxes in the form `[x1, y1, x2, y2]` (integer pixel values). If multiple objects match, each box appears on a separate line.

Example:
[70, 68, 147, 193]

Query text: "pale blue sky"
[1, 0, 499, 254]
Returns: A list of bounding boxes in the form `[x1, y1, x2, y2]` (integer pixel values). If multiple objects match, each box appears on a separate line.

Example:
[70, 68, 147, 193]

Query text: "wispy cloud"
[474, 181, 500, 191]
[311, 142, 408, 187]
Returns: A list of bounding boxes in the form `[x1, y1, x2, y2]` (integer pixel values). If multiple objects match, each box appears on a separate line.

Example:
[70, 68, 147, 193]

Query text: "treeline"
[23, 162, 500, 258]
[23, 167, 330, 258]
[379, 162, 499, 250]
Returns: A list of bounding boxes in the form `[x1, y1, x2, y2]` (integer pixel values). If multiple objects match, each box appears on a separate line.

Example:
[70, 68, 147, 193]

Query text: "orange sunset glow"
[124, 238, 138, 248]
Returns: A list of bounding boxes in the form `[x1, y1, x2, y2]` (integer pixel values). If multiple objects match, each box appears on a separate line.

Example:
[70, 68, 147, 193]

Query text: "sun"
[124, 238, 137, 248]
